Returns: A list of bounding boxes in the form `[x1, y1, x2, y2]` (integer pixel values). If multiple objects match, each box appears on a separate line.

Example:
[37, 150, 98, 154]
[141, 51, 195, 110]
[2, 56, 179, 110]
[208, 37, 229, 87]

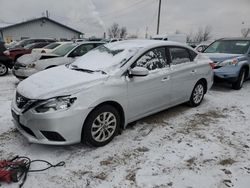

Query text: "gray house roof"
[0, 17, 83, 34]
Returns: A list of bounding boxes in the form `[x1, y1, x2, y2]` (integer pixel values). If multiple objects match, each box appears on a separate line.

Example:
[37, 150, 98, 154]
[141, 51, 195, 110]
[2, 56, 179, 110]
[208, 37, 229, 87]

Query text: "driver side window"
[134, 47, 168, 71]
[69, 44, 95, 57]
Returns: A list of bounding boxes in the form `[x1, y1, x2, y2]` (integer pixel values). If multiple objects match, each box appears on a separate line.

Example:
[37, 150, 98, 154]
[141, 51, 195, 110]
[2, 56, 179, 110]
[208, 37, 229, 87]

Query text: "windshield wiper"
[69, 65, 107, 74]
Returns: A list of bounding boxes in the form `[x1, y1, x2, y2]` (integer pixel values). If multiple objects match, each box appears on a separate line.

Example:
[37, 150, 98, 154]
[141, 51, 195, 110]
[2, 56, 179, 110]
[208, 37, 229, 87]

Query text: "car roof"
[103, 39, 189, 50]
[219, 37, 250, 41]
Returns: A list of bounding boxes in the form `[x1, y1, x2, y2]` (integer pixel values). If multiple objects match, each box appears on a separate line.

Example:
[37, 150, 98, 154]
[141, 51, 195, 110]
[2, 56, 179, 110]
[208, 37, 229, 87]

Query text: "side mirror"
[128, 67, 149, 78]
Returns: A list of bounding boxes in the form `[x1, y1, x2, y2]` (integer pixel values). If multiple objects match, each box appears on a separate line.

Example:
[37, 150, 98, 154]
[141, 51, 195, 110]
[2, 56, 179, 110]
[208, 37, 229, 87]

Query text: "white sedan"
[12, 41, 105, 79]
[11, 40, 213, 147]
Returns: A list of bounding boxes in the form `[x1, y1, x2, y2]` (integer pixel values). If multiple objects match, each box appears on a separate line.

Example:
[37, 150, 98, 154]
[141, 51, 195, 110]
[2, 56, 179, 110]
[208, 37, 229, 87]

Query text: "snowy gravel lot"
[1, 73, 250, 188]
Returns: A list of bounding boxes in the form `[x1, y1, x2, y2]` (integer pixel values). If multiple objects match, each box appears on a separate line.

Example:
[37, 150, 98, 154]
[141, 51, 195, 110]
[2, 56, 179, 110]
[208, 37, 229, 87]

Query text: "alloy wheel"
[91, 112, 117, 142]
[0, 63, 7, 75]
[193, 84, 204, 104]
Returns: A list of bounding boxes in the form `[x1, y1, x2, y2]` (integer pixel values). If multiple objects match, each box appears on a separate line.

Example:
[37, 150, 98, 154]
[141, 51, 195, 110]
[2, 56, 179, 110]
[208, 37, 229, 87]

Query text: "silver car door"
[168, 47, 198, 104]
[127, 47, 171, 121]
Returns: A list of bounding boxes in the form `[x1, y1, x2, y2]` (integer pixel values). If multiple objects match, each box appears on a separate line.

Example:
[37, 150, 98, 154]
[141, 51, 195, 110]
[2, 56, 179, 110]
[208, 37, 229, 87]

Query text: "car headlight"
[35, 96, 77, 113]
[219, 59, 238, 67]
[27, 63, 36, 68]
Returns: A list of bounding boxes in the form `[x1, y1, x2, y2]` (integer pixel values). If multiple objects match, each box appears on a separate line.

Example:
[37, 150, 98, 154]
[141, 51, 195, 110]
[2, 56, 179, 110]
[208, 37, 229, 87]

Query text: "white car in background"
[11, 40, 213, 147]
[31, 42, 67, 54]
[13, 41, 105, 80]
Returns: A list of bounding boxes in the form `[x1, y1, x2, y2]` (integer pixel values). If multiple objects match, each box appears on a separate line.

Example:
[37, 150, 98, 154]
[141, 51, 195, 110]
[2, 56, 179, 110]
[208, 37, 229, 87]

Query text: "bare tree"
[241, 28, 250, 38]
[108, 23, 120, 38]
[188, 26, 213, 43]
[202, 25, 212, 41]
[120, 27, 127, 39]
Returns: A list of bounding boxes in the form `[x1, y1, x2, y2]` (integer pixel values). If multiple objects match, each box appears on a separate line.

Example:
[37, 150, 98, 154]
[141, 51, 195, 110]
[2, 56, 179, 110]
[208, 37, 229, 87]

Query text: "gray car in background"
[203, 38, 250, 89]
[11, 40, 213, 147]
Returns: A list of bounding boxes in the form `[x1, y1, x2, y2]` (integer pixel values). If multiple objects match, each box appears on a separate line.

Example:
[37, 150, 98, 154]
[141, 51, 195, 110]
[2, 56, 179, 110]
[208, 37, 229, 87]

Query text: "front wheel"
[82, 105, 120, 147]
[188, 81, 205, 107]
[232, 68, 246, 90]
[0, 63, 8, 76]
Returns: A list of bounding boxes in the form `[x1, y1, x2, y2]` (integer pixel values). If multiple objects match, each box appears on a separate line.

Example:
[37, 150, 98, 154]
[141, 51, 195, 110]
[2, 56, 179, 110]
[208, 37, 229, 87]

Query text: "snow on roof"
[0, 23, 12, 28]
[104, 39, 183, 51]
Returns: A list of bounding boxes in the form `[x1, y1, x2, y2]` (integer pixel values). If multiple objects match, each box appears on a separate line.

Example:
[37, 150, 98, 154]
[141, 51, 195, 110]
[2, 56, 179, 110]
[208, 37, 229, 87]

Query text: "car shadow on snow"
[211, 79, 250, 92]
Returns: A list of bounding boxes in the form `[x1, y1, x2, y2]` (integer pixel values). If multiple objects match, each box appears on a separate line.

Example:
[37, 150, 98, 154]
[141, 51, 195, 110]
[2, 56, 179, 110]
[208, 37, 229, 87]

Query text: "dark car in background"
[7, 42, 53, 62]
[0, 42, 13, 76]
[203, 38, 250, 89]
[7, 38, 56, 49]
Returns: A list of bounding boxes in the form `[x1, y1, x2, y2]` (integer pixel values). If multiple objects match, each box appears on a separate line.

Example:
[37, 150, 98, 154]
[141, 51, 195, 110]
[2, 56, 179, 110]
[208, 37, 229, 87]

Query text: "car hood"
[17, 66, 109, 99]
[203, 53, 243, 63]
[18, 53, 59, 64]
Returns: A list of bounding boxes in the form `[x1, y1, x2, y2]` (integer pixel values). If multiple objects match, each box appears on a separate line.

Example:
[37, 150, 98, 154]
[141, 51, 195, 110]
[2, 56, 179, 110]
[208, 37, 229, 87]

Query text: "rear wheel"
[0, 63, 8, 76]
[189, 81, 205, 107]
[232, 68, 246, 90]
[82, 105, 120, 147]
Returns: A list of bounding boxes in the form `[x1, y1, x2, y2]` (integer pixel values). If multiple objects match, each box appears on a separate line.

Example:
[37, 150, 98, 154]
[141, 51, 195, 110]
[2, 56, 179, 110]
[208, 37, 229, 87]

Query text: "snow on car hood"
[18, 53, 59, 65]
[203, 53, 242, 63]
[17, 65, 108, 99]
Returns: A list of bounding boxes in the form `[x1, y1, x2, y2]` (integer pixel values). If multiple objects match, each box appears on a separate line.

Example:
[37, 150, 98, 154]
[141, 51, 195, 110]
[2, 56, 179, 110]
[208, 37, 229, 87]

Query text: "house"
[0, 17, 83, 43]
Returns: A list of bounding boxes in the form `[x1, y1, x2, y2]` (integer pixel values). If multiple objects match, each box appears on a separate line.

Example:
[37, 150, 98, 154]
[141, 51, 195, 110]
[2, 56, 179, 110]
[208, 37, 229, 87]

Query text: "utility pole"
[156, 0, 162, 35]
[46, 10, 49, 18]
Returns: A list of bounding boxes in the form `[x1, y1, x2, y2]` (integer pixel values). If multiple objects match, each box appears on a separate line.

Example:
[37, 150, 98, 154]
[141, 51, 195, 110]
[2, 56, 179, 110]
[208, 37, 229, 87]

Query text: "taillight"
[209, 62, 216, 69]
[41, 50, 46, 53]
[3, 50, 10, 56]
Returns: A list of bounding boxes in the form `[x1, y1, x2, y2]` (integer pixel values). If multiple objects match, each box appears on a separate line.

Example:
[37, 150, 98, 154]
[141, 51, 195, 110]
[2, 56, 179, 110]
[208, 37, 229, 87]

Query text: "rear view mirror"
[128, 67, 149, 78]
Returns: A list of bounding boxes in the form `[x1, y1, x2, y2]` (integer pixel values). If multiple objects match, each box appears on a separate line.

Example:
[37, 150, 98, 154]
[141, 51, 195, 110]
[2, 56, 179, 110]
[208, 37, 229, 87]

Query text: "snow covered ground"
[0, 73, 250, 188]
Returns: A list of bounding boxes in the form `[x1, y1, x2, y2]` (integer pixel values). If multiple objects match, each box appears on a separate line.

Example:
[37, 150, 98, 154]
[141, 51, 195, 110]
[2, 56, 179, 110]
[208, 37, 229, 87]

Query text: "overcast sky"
[0, 0, 249, 39]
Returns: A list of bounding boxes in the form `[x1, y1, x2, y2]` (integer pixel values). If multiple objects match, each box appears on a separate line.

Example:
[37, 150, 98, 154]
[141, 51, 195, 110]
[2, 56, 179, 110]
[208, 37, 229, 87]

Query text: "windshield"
[204, 40, 250, 54]
[52, 43, 77, 56]
[70, 44, 139, 73]
[44, 42, 60, 49]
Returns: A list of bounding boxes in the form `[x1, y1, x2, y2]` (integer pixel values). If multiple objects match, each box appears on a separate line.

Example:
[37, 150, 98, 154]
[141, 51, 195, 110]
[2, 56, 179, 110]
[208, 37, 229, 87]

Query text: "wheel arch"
[197, 78, 208, 94]
[241, 64, 249, 78]
[81, 100, 125, 141]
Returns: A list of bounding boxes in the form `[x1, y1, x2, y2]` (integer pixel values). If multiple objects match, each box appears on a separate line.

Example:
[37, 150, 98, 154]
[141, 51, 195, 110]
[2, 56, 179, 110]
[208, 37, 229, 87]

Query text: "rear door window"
[169, 47, 191, 65]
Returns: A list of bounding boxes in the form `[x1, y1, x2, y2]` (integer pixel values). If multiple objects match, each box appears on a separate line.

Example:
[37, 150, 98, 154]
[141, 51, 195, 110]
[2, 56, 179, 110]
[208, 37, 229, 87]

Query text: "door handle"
[190, 69, 197, 74]
[161, 76, 170, 82]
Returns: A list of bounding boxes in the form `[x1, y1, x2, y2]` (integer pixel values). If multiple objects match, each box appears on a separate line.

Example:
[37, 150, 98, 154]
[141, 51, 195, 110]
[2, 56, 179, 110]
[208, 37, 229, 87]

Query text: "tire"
[232, 68, 246, 90]
[188, 81, 205, 107]
[82, 105, 120, 147]
[0, 63, 8, 76]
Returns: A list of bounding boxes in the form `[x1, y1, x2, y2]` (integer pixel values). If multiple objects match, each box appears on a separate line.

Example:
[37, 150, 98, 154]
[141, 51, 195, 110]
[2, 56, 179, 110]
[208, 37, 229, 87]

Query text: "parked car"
[0, 42, 13, 76]
[12, 41, 105, 80]
[101, 38, 122, 43]
[8, 38, 56, 49]
[11, 40, 213, 146]
[195, 42, 211, 52]
[7, 42, 52, 62]
[32, 42, 66, 54]
[152, 34, 187, 44]
[203, 38, 250, 89]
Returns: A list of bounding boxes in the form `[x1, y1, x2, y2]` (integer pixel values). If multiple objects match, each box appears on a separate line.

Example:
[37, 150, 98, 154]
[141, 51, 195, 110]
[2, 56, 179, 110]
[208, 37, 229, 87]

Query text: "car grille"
[16, 92, 31, 109]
